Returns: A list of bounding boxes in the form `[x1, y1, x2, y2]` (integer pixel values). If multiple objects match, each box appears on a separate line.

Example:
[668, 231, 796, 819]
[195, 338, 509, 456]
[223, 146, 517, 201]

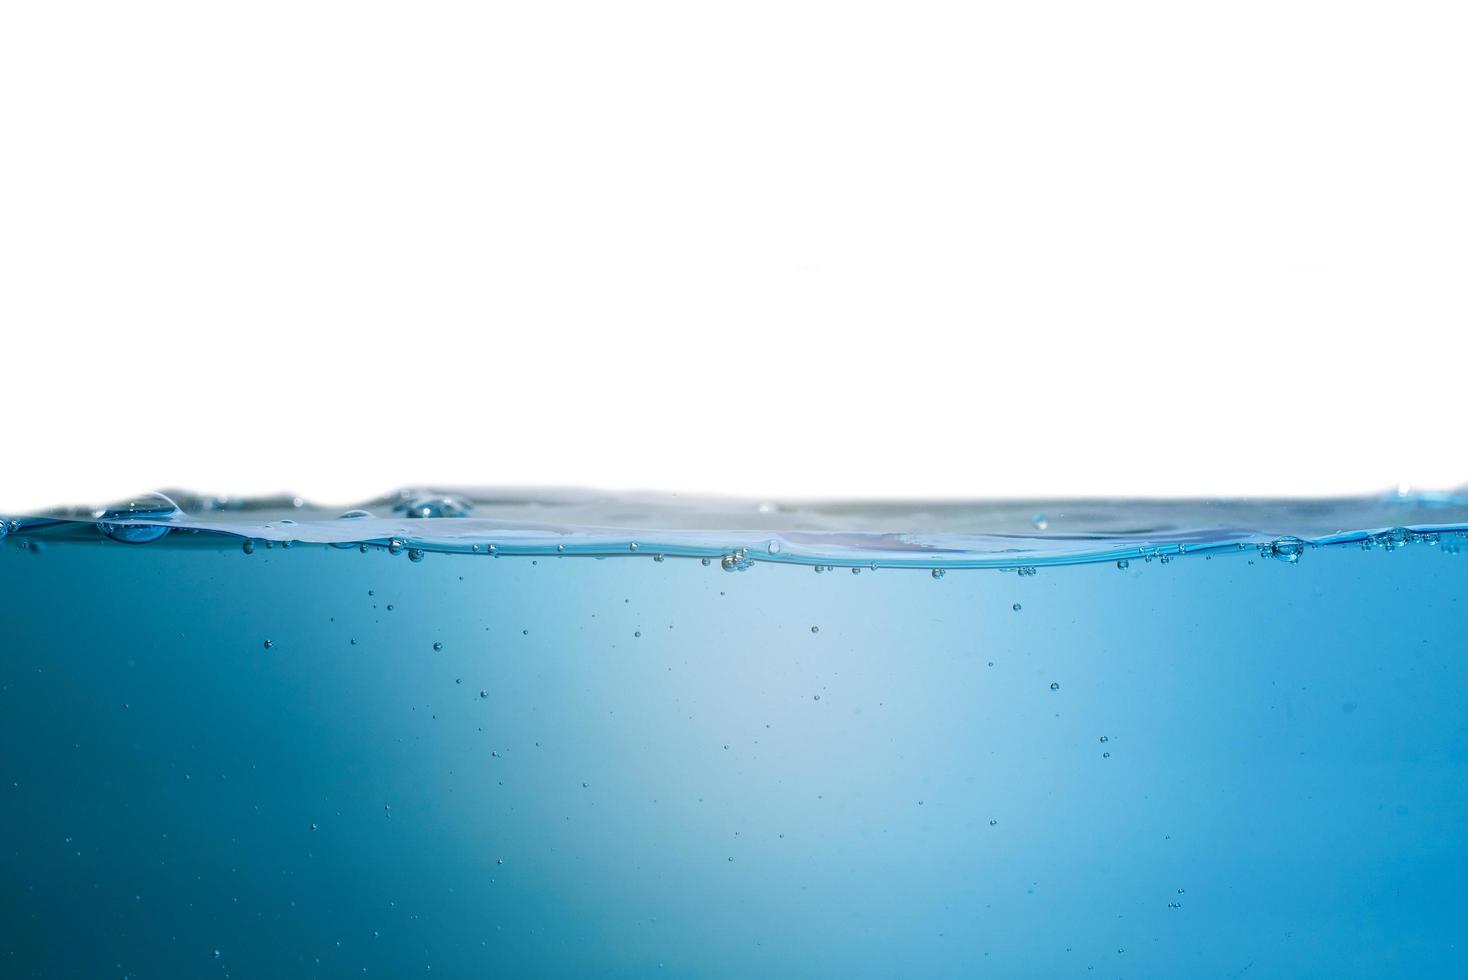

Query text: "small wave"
[4, 487, 1466, 570]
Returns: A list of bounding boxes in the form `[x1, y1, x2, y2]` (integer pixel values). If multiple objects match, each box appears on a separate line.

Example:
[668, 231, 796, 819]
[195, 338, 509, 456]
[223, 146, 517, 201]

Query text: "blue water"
[2, 490, 1467, 978]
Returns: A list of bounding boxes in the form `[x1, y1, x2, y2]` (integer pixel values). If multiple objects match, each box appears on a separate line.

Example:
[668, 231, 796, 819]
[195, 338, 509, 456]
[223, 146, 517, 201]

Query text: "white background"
[2, 2, 1464, 511]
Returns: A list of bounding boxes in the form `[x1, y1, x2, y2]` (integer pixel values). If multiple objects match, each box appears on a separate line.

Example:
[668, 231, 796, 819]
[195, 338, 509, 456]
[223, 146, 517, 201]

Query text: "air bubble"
[387, 539, 405, 556]
[1031, 513, 1048, 531]
[931, 569, 945, 580]
[242, 539, 255, 555]
[263, 640, 274, 650]
[1049, 682, 1060, 691]
[1012, 603, 1022, 612]
[95, 492, 180, 544]
[432, 642, 443, 652]
[398, 494, 474, 519]
[1263, 536, 1306, 563]
[407, 548, 425, 563]
[767, 540, 781, 555]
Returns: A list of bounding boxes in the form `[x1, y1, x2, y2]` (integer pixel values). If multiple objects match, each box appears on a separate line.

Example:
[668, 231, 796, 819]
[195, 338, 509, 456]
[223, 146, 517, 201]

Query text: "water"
[2, 488, 1467, 978]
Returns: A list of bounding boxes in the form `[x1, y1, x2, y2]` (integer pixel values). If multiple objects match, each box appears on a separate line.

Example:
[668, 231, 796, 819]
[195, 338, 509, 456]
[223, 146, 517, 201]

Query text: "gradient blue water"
[2, 499, 1466, 978]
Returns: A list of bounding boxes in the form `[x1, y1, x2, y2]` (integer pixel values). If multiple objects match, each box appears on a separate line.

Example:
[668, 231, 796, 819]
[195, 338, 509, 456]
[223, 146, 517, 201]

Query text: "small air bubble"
[432, 642, 443, 652]
[1049, 682, 1060, 691]
[931, 569, 945, 580]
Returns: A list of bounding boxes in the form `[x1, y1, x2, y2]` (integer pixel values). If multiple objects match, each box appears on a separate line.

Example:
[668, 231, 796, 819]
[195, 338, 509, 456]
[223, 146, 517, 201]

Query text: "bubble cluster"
[1361, 527, 1441, 552]
[721, 549, 753, 573]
